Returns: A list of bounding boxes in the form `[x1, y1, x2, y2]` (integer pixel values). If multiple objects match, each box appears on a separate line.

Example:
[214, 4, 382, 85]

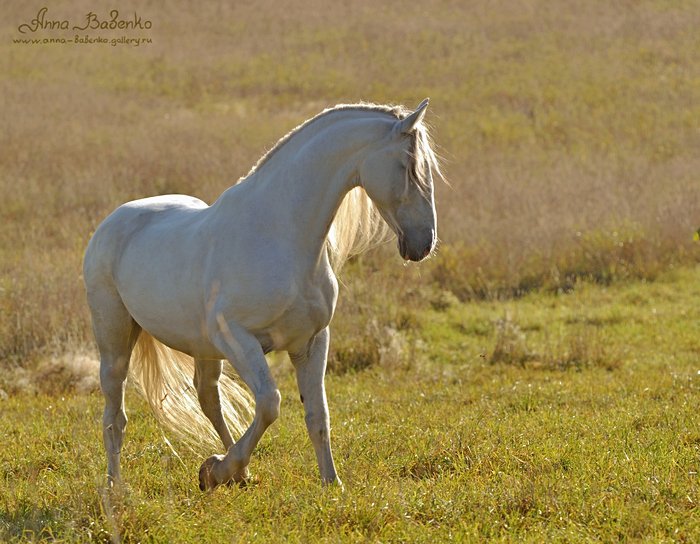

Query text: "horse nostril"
[398, 237, 408, 259]
[421, 244, 431, 259]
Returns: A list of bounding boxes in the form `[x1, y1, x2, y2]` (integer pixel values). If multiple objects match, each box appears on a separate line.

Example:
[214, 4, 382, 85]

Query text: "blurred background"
[2, 0, 699, 383]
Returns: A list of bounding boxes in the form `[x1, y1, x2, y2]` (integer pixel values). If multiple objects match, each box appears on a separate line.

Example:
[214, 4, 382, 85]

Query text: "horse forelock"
[407, 125, 442, 197]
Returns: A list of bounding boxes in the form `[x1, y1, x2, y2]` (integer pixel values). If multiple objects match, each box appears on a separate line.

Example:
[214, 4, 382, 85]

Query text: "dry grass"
[1, 0, 699, 368]
[488, 311, 622, 371]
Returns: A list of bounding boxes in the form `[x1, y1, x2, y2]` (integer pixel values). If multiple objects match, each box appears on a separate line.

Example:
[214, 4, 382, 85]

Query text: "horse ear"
[398, 98, 429, 134]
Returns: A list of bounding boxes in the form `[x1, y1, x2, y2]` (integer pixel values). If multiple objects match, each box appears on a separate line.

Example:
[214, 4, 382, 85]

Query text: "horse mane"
[242, 103, 443, 271]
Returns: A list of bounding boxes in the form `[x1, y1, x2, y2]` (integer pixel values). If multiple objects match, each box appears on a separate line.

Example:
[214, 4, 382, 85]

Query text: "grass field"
[2, 0, 700, 541]
[2, 267, 699, 542]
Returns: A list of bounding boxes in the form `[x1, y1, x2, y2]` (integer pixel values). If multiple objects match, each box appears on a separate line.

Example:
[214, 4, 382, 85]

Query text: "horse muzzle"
[398, 230, 435, 262]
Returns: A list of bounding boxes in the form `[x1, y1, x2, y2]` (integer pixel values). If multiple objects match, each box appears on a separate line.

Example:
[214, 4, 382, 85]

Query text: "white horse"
[83, 99, 441, 491]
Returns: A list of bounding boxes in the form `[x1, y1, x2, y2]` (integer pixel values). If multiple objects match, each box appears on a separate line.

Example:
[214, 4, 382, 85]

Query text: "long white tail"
[128, 332, 254, 451]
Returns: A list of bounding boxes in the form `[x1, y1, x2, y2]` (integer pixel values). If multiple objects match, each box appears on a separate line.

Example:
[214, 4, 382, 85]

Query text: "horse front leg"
[198, 316, 281, 491]
[290, 327, 342, 487]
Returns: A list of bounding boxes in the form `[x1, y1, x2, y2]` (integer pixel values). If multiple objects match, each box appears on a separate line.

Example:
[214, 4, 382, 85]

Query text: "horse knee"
[257, 389, 281, 426]
[104, 409, 127, 433]
[305, 412, 330, 441]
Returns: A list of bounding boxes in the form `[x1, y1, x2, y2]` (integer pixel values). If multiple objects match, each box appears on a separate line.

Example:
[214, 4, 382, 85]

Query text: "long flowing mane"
[241, 103, 443, 270]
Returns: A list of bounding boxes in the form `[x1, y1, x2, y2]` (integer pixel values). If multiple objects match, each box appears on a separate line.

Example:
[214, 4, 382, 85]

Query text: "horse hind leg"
[87, 288, 141, 486]
[194, 359, 234, 451]
[198, 317, 280, 491]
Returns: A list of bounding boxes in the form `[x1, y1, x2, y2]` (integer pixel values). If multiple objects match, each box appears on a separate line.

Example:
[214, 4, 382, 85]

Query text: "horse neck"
[238, 113, 392, 257]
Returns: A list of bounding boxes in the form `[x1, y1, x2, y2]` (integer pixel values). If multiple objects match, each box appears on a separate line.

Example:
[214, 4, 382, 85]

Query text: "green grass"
[2, 267, 699, 542]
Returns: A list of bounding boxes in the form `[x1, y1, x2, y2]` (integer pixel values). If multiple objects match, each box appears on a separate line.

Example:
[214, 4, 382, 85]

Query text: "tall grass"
[1, 0, 699, 365]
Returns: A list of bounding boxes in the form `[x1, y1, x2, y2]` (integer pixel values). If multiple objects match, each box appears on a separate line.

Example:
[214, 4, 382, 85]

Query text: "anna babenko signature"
[18, 7, 152, 34]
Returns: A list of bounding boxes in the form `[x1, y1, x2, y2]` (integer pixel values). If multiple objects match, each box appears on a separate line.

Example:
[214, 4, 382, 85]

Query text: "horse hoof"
[323, 476, 345, 492]
[198, 454, 225, 491]
[106, 474, 119, 489]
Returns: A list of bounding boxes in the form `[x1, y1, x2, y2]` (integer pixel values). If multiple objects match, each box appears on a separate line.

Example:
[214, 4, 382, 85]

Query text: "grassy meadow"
[2, 268, 700, 542]
[1, 0, 699, 541]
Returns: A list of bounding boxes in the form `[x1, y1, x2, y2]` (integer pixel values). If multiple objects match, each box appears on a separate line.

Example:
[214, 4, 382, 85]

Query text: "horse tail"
[129, 331, 254, 451]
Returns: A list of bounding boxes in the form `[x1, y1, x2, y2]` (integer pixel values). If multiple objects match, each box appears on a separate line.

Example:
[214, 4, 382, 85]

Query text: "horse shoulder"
[290, 255, 339, 336]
